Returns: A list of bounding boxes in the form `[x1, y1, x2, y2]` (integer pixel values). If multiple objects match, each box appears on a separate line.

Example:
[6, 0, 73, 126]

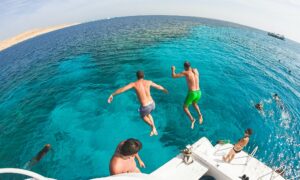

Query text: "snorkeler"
[23, 144, 51, 170]
[109, 138, 145, 175]
[273, 93, 284, 110]
[108, 71, 168, 136]
[171, 61, 203, 129]
[223, 128, 252, 163]
[273, 93, 280, 101]
[255, 103, 263, 111]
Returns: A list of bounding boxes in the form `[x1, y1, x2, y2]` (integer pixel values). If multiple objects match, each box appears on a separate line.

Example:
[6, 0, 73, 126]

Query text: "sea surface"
[0, 16, 299, 179]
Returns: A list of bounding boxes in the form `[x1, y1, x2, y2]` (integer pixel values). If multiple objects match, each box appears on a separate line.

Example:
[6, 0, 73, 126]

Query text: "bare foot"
[191, 119, 195, 129]
[199, 114, 203, 124]
[150, 128, 158, 136]
[153, 128, 158, 135]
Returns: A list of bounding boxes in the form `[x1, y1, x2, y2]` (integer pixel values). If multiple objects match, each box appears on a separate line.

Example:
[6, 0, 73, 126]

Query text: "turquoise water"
[0, 16, 299, 179]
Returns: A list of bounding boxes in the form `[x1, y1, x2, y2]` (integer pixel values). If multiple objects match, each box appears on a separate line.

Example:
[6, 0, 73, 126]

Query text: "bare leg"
[228, 152, 236, 163]
[142, 115, 155, 136]
[183, 105, 195, 129]
[223, 149, 235, 163]
[223, 149, 231, 162]
[192, 103, 203, 124]
[148, 114, 158, 135]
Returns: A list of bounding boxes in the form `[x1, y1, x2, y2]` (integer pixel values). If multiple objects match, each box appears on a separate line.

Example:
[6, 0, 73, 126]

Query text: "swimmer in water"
[24, 144, 51, 169]
[171, 61, 203, 129]
[255, 103, 263, 111]
[108, 71, 168, 136]
[109, 138, 145, 175]
[273, 93, 280, 101]
[273, 93, 284, 110]
[223, 128, 252, 163]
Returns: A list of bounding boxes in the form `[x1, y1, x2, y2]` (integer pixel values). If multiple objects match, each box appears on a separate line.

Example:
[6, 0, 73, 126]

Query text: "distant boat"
[268, 32, 285, 40]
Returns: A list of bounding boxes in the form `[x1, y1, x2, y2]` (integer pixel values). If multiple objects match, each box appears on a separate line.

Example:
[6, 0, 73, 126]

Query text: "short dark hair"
[245, 128, 253, 135]
[136, 71, 144, 79]
[184, 61, 191, 69]
[120, 138, 142, 156]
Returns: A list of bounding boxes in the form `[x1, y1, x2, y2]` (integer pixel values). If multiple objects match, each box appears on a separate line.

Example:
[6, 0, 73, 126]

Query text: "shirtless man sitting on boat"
[110, 138, 145, 175]
[108, 70, 168, 136]
[223, 128, 253, 163]
[171, 61, 203, 129]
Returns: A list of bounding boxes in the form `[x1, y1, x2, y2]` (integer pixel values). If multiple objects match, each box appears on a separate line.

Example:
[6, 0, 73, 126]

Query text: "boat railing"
[0, 168, 54, 180]
[257, 166, 285, 180]
[246, 146, 258, 165]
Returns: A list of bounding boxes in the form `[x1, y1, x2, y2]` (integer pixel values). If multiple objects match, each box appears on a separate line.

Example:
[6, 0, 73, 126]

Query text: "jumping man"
[172, 61, 203, 129]
[108, 71, 168, 136]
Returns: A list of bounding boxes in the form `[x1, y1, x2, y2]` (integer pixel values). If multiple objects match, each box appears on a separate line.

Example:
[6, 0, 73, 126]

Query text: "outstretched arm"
[171, 66, 186, 78]
[150, 81, 168, 93]
[135, 153, 145, 168]
[108, 83, 134, 103]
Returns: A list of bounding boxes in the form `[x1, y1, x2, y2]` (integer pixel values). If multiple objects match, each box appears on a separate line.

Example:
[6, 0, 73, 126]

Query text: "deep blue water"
[0, 16, 299, 179]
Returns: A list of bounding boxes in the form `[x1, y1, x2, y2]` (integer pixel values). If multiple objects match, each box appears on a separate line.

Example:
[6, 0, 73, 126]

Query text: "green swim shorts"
[184, 90, 201, 107]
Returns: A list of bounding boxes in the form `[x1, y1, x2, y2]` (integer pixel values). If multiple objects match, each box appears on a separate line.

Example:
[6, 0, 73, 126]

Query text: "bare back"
[184, 68, 200, 91]
[234, 137, 249, 151]
[109, 156, 137, 175]
[133, 80, 153, 106]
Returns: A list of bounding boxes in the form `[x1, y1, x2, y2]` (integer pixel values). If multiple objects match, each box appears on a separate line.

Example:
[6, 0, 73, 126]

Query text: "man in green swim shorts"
[172, 61, 203, 129]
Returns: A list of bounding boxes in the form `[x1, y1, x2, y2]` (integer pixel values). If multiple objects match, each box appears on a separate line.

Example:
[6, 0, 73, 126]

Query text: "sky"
[1, 0, 300, 42]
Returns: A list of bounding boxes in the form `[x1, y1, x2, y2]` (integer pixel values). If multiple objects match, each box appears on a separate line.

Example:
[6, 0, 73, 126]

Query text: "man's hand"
[162, 88, 168, 94]
[107, 94, 113, 103]
[171, 66, 176, 72]
[138, 160, 146, 168]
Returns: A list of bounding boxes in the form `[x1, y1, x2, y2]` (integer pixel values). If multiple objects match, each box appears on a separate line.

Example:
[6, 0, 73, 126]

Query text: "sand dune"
[0, 23, 78, 51]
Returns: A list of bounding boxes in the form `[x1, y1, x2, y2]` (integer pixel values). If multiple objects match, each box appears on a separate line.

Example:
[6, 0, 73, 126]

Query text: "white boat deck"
[151, 153, 208, 180]
[191, 137, 285, 180]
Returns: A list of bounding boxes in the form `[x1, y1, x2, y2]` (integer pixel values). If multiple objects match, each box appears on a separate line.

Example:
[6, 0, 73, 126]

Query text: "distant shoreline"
[0, 23, 79, 52]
